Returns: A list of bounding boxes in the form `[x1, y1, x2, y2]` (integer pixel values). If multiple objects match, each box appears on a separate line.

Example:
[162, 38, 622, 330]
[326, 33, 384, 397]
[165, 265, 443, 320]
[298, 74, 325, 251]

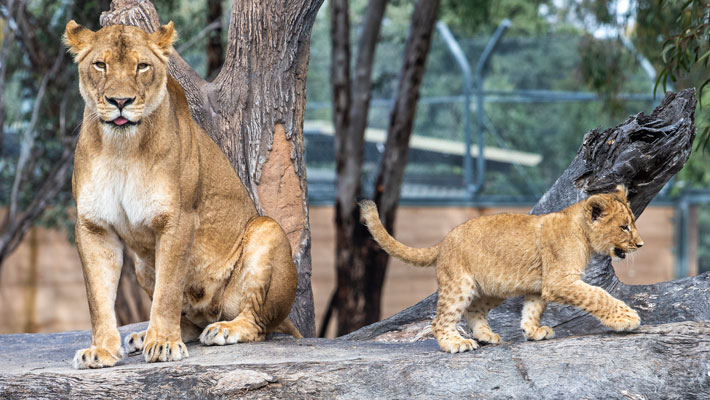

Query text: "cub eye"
[93, 62, 106, 70]
[137, 63, 149, 71]
[620, 225, 629, 232]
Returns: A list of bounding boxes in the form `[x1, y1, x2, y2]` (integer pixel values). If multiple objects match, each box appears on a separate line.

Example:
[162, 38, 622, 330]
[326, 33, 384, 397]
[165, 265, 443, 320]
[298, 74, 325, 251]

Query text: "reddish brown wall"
[0, 205, 679, 336]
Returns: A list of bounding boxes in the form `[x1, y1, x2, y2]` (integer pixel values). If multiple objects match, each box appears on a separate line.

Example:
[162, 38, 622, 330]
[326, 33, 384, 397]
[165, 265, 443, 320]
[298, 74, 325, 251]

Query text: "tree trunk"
[342, 89, 702, 342]
[100, 0, 321, 337]
[328, 0, 439, 336]
[327, 0, 388, 336]
[363, 0, 440, 325]
[205, 0, 223, 80]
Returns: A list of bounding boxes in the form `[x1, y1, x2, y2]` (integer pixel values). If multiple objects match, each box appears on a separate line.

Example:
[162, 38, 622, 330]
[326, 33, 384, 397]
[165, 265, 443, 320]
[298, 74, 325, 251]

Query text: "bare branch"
[175, 20, 221, 54]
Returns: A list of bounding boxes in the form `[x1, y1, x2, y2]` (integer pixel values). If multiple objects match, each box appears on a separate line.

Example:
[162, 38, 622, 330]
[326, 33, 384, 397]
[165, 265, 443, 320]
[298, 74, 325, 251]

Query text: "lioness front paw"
[438, 336, 479, 354]
[142, 339, 189, 363]
[473, 330, 502, 344]
[522, 325, 555, 341]
[124, 330, 146, 354]
[72, 346, 124, 369]
[603, 304, 641, 331]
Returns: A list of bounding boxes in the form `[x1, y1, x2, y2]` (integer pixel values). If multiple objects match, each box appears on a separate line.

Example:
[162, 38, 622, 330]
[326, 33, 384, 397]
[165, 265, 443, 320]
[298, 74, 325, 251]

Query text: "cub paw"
[473, 330, 502, 344]
[522, 325, 555, 341]
[72, 346, 124, 369]
[142, 340, 189, 363]
[200, 321, 262, 345]
[438, 336, 479, 354]
[603, 304, 641, 331]
[124, 330, 146, 354]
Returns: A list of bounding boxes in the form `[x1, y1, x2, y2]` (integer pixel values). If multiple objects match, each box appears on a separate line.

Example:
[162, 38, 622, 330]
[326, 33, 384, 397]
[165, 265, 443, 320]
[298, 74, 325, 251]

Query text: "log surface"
[1, 321, 708, 399]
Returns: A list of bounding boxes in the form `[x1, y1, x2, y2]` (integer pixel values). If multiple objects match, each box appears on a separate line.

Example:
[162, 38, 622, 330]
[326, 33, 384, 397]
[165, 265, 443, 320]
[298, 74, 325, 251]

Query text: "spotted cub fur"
[360, 186, 643, 353]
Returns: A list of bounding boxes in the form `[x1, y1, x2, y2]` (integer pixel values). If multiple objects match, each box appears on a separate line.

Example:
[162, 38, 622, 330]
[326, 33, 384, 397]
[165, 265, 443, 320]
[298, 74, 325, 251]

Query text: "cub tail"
[359, 200, 439, 267]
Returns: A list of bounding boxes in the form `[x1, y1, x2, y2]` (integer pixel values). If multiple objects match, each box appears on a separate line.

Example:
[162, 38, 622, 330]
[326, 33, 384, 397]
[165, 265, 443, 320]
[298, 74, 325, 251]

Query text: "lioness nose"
[637, 242, 644, 248]
[106, 96, 135, 110]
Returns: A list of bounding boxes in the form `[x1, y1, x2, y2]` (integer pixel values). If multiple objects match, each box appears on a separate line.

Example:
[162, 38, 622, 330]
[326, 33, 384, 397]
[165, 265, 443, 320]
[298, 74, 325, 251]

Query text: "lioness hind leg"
[432, 276, 478, 353]
[520, 295, 554, 340]
[464, 296, 504, 344]
[124, 330, 146, 353]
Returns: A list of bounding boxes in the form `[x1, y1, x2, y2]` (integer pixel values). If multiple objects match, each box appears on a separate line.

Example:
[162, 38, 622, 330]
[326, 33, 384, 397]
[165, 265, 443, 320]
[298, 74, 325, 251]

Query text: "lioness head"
[63, 20, 176, 134]
[584, 185, 644, 259]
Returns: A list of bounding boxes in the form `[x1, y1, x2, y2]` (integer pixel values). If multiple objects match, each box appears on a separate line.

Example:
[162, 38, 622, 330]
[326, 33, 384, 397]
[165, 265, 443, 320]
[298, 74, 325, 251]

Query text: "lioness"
[360, 186, 643, 353]
[64, 21, 301, 369]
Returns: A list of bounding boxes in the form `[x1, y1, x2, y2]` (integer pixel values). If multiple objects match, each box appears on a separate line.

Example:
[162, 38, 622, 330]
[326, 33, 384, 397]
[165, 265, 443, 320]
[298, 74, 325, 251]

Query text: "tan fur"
[360, 185, 644, 353]
[65, 21, 301, 369]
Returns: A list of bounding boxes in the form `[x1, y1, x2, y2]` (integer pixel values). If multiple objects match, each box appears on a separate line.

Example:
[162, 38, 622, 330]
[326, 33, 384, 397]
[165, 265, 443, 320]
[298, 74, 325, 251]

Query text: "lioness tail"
[359, 200, 439, 267]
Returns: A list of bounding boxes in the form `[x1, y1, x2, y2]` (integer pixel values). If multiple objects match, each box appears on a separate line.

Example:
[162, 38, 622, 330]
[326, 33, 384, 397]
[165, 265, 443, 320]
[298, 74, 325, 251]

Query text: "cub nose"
[106, 96, 135, 110]
[636, 242, 644, 248]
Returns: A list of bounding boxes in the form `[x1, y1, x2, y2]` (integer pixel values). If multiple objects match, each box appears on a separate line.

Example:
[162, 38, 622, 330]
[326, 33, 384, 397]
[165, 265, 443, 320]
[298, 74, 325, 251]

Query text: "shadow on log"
[344, 89, 706, 342]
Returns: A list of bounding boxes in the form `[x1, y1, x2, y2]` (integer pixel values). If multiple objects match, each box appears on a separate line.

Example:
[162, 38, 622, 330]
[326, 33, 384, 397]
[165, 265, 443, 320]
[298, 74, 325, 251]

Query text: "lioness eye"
[620, 225, 629, 231]
[93, 62, 106, 70]
[137, 63, 149, 71]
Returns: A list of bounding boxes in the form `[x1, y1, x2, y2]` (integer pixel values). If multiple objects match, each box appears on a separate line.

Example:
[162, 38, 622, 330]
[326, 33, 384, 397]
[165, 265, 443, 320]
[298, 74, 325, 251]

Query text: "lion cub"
[360, 186, 644, 353]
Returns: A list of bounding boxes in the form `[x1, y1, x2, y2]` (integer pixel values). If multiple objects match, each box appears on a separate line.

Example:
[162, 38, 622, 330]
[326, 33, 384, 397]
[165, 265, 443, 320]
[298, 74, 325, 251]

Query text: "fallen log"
[0, 321, 708, 398]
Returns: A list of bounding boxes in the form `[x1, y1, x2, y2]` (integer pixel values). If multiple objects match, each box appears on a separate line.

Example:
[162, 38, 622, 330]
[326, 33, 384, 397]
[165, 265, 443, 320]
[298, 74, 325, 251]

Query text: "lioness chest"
[76, 153, 175, 247]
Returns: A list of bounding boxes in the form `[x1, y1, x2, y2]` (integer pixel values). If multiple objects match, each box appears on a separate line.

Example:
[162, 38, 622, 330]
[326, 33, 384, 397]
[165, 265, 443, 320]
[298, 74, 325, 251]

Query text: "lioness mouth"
[102, 117, 139, 127]
[614, 248, 626, 259]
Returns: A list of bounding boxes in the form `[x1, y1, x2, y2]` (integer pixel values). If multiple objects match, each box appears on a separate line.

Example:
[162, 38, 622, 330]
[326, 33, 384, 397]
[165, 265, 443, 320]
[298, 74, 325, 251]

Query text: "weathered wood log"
[1, 321, 708, 398]
[344, 88, 703, 342]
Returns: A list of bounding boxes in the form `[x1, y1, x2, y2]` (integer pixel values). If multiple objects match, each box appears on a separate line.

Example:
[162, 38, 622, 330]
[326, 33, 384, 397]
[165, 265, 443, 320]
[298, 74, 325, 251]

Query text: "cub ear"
[151, 21, 176, 60]
[614, 184, 629, 199]
[63, 20, 95, 61]
[585, 196, 606, 222]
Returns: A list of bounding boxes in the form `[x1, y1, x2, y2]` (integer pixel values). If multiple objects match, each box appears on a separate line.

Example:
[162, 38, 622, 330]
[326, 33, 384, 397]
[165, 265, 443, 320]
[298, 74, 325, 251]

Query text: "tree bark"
[342, 89, 702, 342]
[100, 0, 321, 337]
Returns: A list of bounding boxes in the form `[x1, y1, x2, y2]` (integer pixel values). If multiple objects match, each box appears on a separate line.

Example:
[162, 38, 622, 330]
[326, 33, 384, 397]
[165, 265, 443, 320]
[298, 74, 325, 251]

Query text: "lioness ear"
[585, 196, 606, 222]
[63, 20, 95, 61]
[151, 21, 176, 60]
[614, 184, 629, 199]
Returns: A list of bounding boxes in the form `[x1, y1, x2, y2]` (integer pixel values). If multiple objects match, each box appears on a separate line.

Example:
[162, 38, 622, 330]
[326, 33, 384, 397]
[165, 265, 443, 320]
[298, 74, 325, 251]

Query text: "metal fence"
[302, 20, 710, 279]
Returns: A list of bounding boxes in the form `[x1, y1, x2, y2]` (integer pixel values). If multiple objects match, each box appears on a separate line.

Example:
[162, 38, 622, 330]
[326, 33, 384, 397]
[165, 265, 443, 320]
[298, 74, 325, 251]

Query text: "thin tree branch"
[176, 20, 221, 54]
[7, 46, 65, 232]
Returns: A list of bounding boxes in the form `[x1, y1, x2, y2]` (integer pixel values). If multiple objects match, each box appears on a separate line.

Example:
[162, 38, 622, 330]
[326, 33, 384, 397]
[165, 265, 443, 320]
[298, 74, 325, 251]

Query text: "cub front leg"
[544, 280, 640, 331]
[142, 214, 194, 363]
[72, 220, 125, 369]
[520, 295, 554, 340]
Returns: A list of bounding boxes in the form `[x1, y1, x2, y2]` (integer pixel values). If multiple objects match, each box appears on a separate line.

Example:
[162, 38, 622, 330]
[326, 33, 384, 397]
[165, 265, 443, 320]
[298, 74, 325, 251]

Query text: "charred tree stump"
[343, 88, 706, 342]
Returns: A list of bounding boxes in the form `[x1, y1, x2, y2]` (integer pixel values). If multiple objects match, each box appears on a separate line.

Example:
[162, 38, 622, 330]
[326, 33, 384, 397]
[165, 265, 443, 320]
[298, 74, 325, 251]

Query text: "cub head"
[63, 20, 176, 133]
[583, 185, 644, 259]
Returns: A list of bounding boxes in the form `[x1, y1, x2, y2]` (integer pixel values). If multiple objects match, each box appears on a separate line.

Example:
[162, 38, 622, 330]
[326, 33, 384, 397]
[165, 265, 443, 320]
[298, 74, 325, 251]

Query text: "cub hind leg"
[464, 296, 504, 344]
[200, 217, 299, 345]
[520, 295, 554, 340]
[432, 273, 478, 353]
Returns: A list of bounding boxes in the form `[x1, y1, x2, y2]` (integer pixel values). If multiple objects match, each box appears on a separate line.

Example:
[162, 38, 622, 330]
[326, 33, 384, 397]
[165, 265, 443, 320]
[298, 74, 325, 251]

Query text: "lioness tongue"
[113, 117, 129, 126]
